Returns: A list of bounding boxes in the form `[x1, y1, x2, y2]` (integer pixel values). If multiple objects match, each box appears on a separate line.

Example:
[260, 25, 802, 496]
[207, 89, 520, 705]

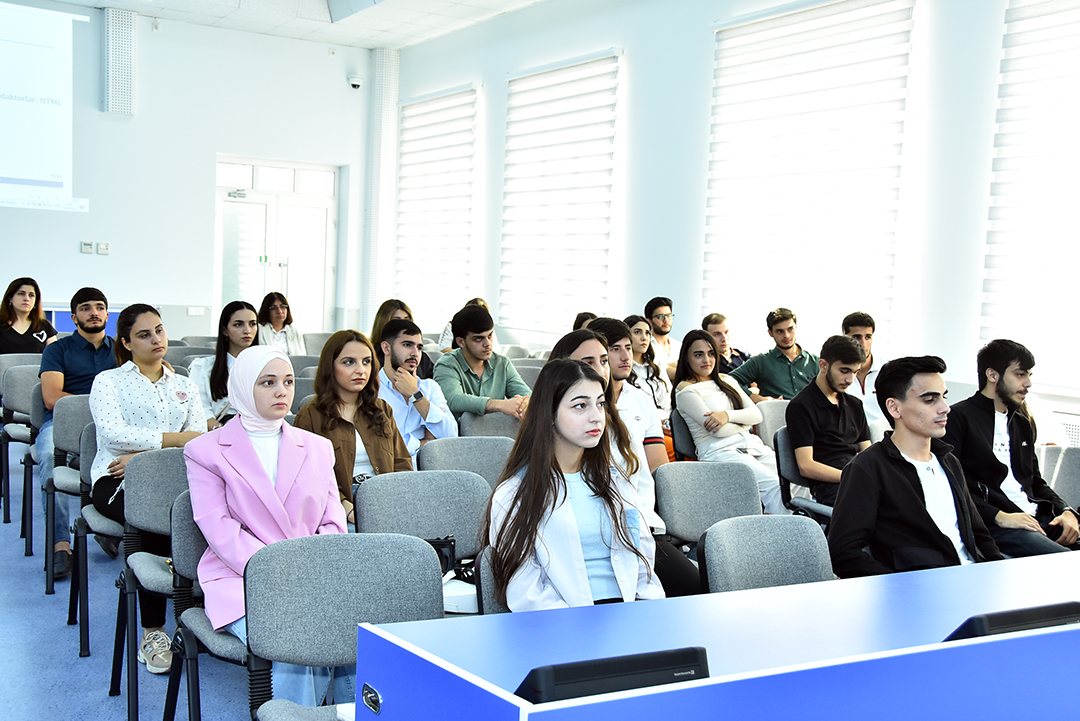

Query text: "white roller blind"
[703, 0, 914, 340]
[395, 89, 477, 319]
[499, 55, 620, 334]
[983, 0, 1080, 395]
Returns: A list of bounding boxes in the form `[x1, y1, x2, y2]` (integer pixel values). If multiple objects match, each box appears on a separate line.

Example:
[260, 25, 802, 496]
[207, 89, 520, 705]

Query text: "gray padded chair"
[475, 546, 509, 615]
[302, 333, 333, 357]
[108, 448, 190, 721]
[669, 408, 697, 461]
[424, 349, 442, 366]
[46, 393, 92, 593]
[459, 411, 520, 440]
[1048, 446, 1080, 508]
[297, 365, 317, 378]
[70, 423, 125, 657]
[774, 426, 833, 520]
[181, 336, 218, 349]
[291, 378, 315, 413]
[164, 347, 215, 368]
[869, 418, 891, 444]
[510, 357, 545, 369]
[1039, 444, 1063, 484]
[245, 534, 445, 720]
[354, 470, 491, 560]
[169, 339, 189, 347]
[754, 399, 788, 450]
[164, 491, 248, 721]
[501, 344, 530, 359]
[701, 514, 835, 593]
[417, 436, 514, 490]
[287, 355, 321, 376]
[516, 365, 541, 391]
[1, 363, 39, 526]
[654, 461, 761, 546]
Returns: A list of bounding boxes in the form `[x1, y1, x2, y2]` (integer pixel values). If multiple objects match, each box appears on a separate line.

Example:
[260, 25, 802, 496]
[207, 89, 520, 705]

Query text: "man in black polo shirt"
[785, 335, 870, 505]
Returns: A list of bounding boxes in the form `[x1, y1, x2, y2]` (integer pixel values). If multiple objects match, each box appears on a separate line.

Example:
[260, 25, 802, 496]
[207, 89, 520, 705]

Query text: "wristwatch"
[411, 390, 424, 403]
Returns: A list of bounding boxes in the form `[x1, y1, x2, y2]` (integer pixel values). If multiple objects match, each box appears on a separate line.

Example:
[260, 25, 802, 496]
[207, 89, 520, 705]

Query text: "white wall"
[1, 0, 369, 332]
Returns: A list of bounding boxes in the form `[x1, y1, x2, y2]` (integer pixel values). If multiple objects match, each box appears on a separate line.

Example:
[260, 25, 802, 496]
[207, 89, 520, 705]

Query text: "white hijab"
[228, 345, 293, 433]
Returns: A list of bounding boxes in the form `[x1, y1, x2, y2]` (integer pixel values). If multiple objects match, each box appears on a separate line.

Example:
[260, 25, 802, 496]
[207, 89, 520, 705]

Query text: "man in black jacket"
[829, 356, 1001, 577]
[944, 339, 1079, 556]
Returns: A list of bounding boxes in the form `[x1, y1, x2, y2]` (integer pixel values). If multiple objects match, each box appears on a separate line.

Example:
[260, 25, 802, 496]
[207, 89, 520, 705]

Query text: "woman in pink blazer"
[185, 345, 350, 707]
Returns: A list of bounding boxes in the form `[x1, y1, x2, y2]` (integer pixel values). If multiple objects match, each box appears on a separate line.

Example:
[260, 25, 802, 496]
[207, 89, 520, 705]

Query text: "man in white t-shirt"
[842, 311, 887, 428]
[644, 296, 680, 381]
[828, 356, 1002, 577]
[944, 339, 1079, 557]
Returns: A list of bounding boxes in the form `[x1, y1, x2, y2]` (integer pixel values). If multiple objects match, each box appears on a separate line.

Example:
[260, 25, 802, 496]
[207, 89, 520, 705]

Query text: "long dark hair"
[313, 330, 392, 438]
[548, 329, 638, 478]
[0, 277, 45, 331]
[210, 301, 258, 402]
[258, 292, 293, 327]
[115, 304, 162, 366]
[623, 314, 662, 403]
[370, 299, 413, 365]
[481, 359, 653, 606]
[672, 329, 744, 411]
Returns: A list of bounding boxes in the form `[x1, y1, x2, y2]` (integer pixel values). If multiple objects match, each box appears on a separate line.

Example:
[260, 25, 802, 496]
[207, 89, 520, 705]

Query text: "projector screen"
[0, 0, 88, 211]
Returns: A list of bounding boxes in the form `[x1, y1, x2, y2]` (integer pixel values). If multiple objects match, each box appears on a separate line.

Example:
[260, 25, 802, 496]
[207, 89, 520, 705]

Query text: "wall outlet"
[80, 242, 93, 254]
[187, 307, 206, 316]
[97, 243, 110, 255]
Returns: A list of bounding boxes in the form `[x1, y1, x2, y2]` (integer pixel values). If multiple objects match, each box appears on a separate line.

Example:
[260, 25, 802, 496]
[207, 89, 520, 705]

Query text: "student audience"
[37, 287, 115, 579]
[842, 311, 887, 427]
[672, 330, 789, 516]
[482, 359, 665, 611]
[370, 298, 435, 379]
[785, 335, 870, 506]
[730, 307, 818, 403]
[376, 318, 457, 460]
[89, 304, 205, 674]
[0, 277, 57, 354]
[294, 330, 411, 524]
[185, 345, 352, 706]
[257, 292, 306, 355]
[188, 301, 259, 430]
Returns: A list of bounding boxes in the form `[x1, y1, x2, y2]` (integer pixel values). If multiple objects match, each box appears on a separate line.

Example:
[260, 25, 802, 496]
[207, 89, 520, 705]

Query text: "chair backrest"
[163, 347, 215, 368]
[123, 448, 190, 536]
[53, 394, 92, 456]
[417, 436, 514, 490]
[516, 365, 541, 391]
[2, 364, 39, 415]
[424, 349, 443, 366]
[181, 336, 217, 348]
[291, 378, 315, 413]
[297, 365, 317, 378]
[475, 546, 509, 615]
[774, 426, 813, 492]
[1048, 446, 1080, 508]
[654, 461, 761, 543]
[169, 339, 189, 346]
[172, 365, 189, 377]
[0, 353, 41, 407]
[755, 399, 789, 450]
[459, 411, 520, 440]
[502, 344, 530, 359]
[244, 533, 444, 667]
[869, 418, 891, 444]
[669, 408, 697, 461]
[30, 382, 44, 431]
[510, 357, 545, 369]
[302, 333, 333, 357]
[80, 423, 97, 486]
[354, 470, 491, 558]
[1039, 444, 1064, 483]
[288, 355, 321, 375]
[701, 515, 835, 593]
[170, 490, 208, 581]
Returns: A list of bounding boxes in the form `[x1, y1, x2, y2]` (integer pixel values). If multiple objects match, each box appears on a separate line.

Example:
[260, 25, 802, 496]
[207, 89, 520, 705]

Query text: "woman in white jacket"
[672, 329, 788, 515]
[257, 292, 306, 355]
[482, 359, 664, 612]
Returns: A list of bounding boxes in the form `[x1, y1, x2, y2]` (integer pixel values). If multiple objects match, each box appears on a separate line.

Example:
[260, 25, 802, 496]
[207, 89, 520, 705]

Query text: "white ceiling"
[55, 0, 548, 49]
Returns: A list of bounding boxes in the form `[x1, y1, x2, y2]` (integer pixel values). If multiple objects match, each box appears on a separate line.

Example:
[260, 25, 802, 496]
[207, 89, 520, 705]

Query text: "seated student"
[672, 330, 789, 516]
[370, 298, 435, 379]
[294, 330, 411, 524]
[549, 327, 700, 596]
[828, 356, 1003, 577]
[433, 305, 530, 420]
[842, 311, 888, 427]
[624, 314, 672, 424]
[573, 311, 597, 330]
[89, 304, 205, 675]
[376, 318, 457, 461]
[702, 313, 749, 375]
[438, 297, 500, 354]
[188, 301, 259, 430]
[482, 359, 665, 611]
[257, 292, 306, 355]
[185, 346, 352, 707]
[729, 307, 818, 403]
[785, 336, 871, 506]
[944, 339, 1079, 557]
[644, 296, 679, 381]
[0, 277, 57, 353]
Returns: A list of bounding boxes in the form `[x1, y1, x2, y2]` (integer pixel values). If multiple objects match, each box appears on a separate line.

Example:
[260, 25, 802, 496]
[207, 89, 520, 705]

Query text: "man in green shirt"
[433, 305, 531, 420]
[729, 307, 819, 403]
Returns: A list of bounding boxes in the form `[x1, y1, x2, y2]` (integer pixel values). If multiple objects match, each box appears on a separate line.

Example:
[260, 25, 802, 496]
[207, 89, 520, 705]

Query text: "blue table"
[355, 553, 1080, 719]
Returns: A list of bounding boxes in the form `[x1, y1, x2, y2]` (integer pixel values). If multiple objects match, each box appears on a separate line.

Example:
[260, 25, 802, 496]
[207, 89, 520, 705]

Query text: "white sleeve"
[489, 483, 570, 612]
[89, 374, 163, 454]
[418, 380, 458, 438]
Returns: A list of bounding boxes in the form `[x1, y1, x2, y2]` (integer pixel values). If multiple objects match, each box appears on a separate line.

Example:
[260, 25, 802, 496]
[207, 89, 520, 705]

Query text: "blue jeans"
[990, 524, 1071, 558]
[35, 419, 71, 547]
[224, 616, 356, 707]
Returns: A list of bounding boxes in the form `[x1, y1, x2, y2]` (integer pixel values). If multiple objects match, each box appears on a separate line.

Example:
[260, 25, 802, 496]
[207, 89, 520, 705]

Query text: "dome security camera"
[348, 75, 363, 89]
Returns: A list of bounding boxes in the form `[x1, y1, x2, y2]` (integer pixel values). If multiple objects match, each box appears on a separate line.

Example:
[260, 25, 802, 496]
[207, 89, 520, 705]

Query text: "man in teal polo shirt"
[729, 307, 818, 403]
[433, 305, 530, 420]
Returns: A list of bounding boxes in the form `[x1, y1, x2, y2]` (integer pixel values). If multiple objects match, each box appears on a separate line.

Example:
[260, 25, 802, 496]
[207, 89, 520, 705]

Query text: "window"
[703, 0, 915, 342]
[499, 54, 621, 335]
[395, 88, 478, 316]
[982, 0, 1080, 395]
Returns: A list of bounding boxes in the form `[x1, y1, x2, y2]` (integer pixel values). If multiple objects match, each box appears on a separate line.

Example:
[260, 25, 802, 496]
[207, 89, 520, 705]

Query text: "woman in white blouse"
[89, 303, 206, 675]
[257, 292, 306, 355]
[188, 301, 258, 429]
[671, 330, 788, 515]
[624, 314, 671, 423]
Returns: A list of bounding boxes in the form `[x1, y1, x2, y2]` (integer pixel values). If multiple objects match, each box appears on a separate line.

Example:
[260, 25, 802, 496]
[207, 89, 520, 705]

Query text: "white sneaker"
[138, 629, 173, 674]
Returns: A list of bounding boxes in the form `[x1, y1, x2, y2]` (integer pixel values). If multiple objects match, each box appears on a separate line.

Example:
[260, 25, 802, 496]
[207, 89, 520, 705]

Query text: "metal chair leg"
[45, 477, 55, 594]
[22, 451, 32, 556]
[110, 571, 127, 697]
[1, 433, 9, 524]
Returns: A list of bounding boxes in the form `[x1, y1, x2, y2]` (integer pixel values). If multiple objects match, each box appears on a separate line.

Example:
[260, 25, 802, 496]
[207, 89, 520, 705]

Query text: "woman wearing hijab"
[184, 345, 351, 707]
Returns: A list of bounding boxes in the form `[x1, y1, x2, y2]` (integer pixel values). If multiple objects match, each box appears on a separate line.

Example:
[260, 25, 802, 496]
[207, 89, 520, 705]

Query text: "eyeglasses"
[651, 313, 674, 321]
[270, 304, 288, 312]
